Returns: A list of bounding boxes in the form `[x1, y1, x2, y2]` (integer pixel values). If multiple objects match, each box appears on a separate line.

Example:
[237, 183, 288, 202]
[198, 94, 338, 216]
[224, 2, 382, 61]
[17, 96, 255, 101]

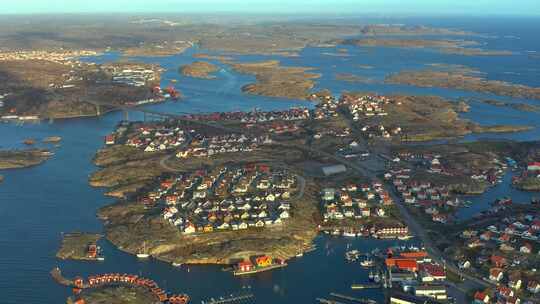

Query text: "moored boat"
[360, 259, 374, 267]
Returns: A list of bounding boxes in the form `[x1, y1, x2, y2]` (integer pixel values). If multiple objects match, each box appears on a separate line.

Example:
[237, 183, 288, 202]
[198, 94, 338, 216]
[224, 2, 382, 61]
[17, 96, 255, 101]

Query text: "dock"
[350, 284, 380, 290]
[202, 293, 255, 304]
[316, 298, 346, 304]
[330, 293, 378, 304]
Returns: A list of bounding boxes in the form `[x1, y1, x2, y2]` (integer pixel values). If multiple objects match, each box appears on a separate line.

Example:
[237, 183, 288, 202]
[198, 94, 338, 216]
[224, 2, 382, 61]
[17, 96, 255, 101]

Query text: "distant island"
[179, 61, 219, 79]
[224, 60, 321, 100]
[339, 38, 514, 56]
[385, 67, 540, 100]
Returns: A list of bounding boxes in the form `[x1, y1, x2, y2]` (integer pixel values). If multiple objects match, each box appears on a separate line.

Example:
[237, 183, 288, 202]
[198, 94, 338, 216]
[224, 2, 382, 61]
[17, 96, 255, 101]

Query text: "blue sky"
[3, 0, 540, 16]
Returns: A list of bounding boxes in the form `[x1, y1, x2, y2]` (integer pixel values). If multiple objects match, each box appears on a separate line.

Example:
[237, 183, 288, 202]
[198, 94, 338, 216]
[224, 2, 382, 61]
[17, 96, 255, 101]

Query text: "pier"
[330, 293, 378, 304]
[350, 284, 380, 290]
[316, 298, 346, 304]
[202, 293, 255, 304]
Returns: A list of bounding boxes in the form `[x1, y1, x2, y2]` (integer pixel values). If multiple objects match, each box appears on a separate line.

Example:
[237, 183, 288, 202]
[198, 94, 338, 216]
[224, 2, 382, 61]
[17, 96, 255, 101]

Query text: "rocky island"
[385, 67, 540, 101]
[179, 61, 219, 79]
[56, 232, 103, 261]
[224, 60, 321, 99]
[0, 149, 53, 169]
[339, 38, 513, 56]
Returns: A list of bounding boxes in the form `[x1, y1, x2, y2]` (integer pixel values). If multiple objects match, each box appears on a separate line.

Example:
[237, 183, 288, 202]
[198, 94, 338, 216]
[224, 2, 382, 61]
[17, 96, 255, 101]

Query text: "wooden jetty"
[330, 293, 377, 304]
[202, 293, 255, 304]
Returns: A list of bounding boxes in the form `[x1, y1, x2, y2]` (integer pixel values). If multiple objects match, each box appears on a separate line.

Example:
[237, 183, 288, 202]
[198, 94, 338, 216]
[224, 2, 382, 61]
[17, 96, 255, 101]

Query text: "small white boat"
[137, 241, 150, 259]
[360, 259, 375, 267]
[398, 235, 413, 240]
[345, 250, 360, 261]
[172, 262, 183, 267]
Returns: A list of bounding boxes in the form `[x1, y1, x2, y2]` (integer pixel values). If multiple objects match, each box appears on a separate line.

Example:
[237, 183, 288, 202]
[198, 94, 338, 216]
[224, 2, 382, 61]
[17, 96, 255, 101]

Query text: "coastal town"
[2, 7, 540, 304]
[76, 88, 540, 303]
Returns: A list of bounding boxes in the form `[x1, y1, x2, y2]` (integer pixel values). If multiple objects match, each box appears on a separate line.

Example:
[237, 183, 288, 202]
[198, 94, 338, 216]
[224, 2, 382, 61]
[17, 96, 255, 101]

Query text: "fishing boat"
[137, 241, 150, 259]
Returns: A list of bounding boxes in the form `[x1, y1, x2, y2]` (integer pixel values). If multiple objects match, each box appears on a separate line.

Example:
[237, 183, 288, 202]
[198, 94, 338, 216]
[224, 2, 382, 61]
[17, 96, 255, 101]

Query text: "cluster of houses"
[72, 273, 189, 304]
[137, 164, 298, 234]
[385, 249, 450, 302]
[175, 134, 273, 159]
[313, 127, 352, 140]
[179, 108, 310, 124]
[102, 64, 159, 87]
[512, 161, 540, 186]
[321, 181, 393, 221]
[122, 125, 189, 152]
[360, 124, 402, 139]
[457, 208, 540, 301]
[473, 282, 539, 304]
[394, 151, 508, 184]
[313, 96, 339, 120]
[0, 50, 99, 63]
[320, 182, 412, 238]
[385, 168, 459, 224]
[339, 94, 395, 120]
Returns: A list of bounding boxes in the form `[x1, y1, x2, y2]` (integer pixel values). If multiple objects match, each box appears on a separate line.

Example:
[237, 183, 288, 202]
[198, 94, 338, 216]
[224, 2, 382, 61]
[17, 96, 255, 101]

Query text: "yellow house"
[256, 255, 272, 267]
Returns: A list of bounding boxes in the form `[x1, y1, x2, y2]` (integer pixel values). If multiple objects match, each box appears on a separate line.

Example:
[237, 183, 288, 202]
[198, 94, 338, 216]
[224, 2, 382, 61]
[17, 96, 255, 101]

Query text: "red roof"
[400, 251, 428, 259]
[474, 291, 487, 301]
[396, 260, 417, 271]
[420, 263, 445, 277]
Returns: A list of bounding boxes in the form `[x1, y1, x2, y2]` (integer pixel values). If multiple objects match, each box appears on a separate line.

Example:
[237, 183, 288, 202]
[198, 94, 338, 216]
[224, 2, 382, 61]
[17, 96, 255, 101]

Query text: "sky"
[3, 0, 540, 16]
